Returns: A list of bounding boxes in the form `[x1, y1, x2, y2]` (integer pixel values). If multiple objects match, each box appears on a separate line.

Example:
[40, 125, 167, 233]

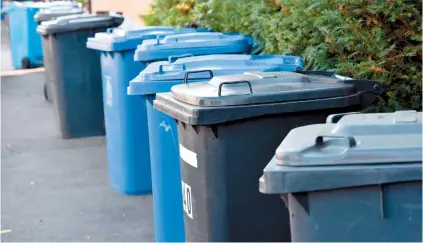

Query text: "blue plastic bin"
[260, 110, 422, 242]
[86, 26, 205, 195]
[128, 54, 304, 242]
[5, 1, 79, 69]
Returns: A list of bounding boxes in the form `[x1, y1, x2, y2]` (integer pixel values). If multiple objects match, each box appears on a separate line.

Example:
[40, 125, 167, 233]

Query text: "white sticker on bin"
[182, 180, 193, 219]
[105, 75, 113, 106]
[179, 144, 197, 168]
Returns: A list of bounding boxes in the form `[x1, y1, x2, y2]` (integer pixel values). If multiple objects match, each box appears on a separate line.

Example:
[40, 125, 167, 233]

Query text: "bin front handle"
[315, 135, 357, 148]
[218, 80, 253, 97]
[184, 70, 214, 84]
[168, 54, 193, 63]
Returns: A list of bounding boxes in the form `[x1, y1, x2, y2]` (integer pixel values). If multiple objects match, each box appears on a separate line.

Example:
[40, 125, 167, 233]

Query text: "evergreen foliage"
[142, 0, 422, 111]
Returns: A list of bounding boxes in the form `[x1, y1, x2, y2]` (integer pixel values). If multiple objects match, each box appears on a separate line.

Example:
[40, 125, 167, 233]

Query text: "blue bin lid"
[86, 26, 206, 52]
[260, 110, 422, 195]
[133, 32, 252, 62]
[5, 1, 80, 12]
[128, 54, 304, 96]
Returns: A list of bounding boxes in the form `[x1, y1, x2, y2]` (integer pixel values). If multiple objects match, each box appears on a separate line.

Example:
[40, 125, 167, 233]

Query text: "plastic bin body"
[101, 50, 149, 194]
[260, 110, 422, 242]
[287, 181, 421, 241]
[37, 14, 123, 138]
[129, 54, 304, 242]
[8, 5, 42, 68]
[86, 27, 201, 195]
[37, 7, 85, 103]
[153, 71, 382, 242]
[1, 1, 4, 20]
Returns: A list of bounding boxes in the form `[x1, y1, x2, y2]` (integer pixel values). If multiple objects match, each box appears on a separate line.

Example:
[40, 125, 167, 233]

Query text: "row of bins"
[6, 3, 421, 242]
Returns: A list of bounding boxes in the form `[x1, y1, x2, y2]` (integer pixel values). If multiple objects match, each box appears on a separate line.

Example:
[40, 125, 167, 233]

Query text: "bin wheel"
[43, 83, 52, 103]
[21, 58, 30, 69]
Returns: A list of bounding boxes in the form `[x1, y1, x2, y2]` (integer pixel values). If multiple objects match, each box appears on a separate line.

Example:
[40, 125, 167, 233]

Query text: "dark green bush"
[142, 0, 422, 112]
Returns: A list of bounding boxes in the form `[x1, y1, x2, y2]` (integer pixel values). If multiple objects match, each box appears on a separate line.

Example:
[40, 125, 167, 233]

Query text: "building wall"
[91, 0, 154, 24]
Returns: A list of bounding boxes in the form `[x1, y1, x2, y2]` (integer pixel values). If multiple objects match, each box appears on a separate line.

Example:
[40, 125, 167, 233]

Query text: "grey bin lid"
[153, 71, 381, 125]
[170, 72, 357, 107]
[36, 14, 124, 35]
[34, 7, 85, 22]
[259, 110, 422, 194]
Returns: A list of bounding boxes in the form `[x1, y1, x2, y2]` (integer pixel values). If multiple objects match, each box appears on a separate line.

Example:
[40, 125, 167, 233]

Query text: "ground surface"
[1, 21, 155, 242]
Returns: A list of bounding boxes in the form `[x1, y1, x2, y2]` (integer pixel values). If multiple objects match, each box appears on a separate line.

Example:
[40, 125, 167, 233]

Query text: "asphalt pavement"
[1, 20, 155, 242]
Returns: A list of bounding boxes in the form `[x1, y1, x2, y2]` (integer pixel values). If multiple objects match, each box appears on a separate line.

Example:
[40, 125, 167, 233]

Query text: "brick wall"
[91, 0, 154, 24]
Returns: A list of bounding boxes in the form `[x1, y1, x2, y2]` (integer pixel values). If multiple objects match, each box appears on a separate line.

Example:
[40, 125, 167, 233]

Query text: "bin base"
[111, 185, 152, 196]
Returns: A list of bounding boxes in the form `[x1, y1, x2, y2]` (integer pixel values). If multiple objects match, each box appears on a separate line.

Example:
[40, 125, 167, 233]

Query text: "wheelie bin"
[4, 1, 80, 69]
[85, 26, 205, 195]
[260, 110, 422, 242]
[127, 54, 304, 242]
[153, 71, 382, 242]
[36, 14, 123, 139]
[35, 6, 85, 103]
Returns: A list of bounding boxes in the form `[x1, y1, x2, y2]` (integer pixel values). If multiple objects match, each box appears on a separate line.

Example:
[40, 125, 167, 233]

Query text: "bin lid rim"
[90, 27, 200, 43]
[169, 71, 358, 107]
[34, 7, 84, 21]
[274, 110, 423, 167]
[136, 54, 304, 81]
[135, 32, 251, 51]
[37, 13, 124, 35]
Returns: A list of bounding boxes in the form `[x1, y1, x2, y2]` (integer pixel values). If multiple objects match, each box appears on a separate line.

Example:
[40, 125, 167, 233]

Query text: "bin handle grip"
[155, 34, 167, 44]
[158, 64, 185, 73]
[315, 135, 357, 148]
[184, 70, 213, 84]
[218, 81, 253, 97]
[168, 54, 193, 63]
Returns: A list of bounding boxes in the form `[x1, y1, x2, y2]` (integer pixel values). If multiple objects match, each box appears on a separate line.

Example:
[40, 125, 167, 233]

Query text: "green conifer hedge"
[142, 0, 422, 112]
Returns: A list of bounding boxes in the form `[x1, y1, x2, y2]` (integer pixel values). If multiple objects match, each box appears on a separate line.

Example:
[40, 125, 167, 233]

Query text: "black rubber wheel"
[44, 83, 52, 103]
[21, 57, 30, 69]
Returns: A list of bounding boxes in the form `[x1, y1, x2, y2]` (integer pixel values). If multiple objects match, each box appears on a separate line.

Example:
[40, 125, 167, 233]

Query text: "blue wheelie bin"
[4, 1, 79, 69]
[127, 54, 304, 242]
[260, 110, 422, 242]
[86, 26, 206, 195]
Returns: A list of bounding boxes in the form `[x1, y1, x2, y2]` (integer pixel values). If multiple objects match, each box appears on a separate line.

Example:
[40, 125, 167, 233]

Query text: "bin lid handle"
[168, 54, 193, 63]
[158, 64, 185, 73]
[184, 70, 214, 84]
[218, 80, 253, 97]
